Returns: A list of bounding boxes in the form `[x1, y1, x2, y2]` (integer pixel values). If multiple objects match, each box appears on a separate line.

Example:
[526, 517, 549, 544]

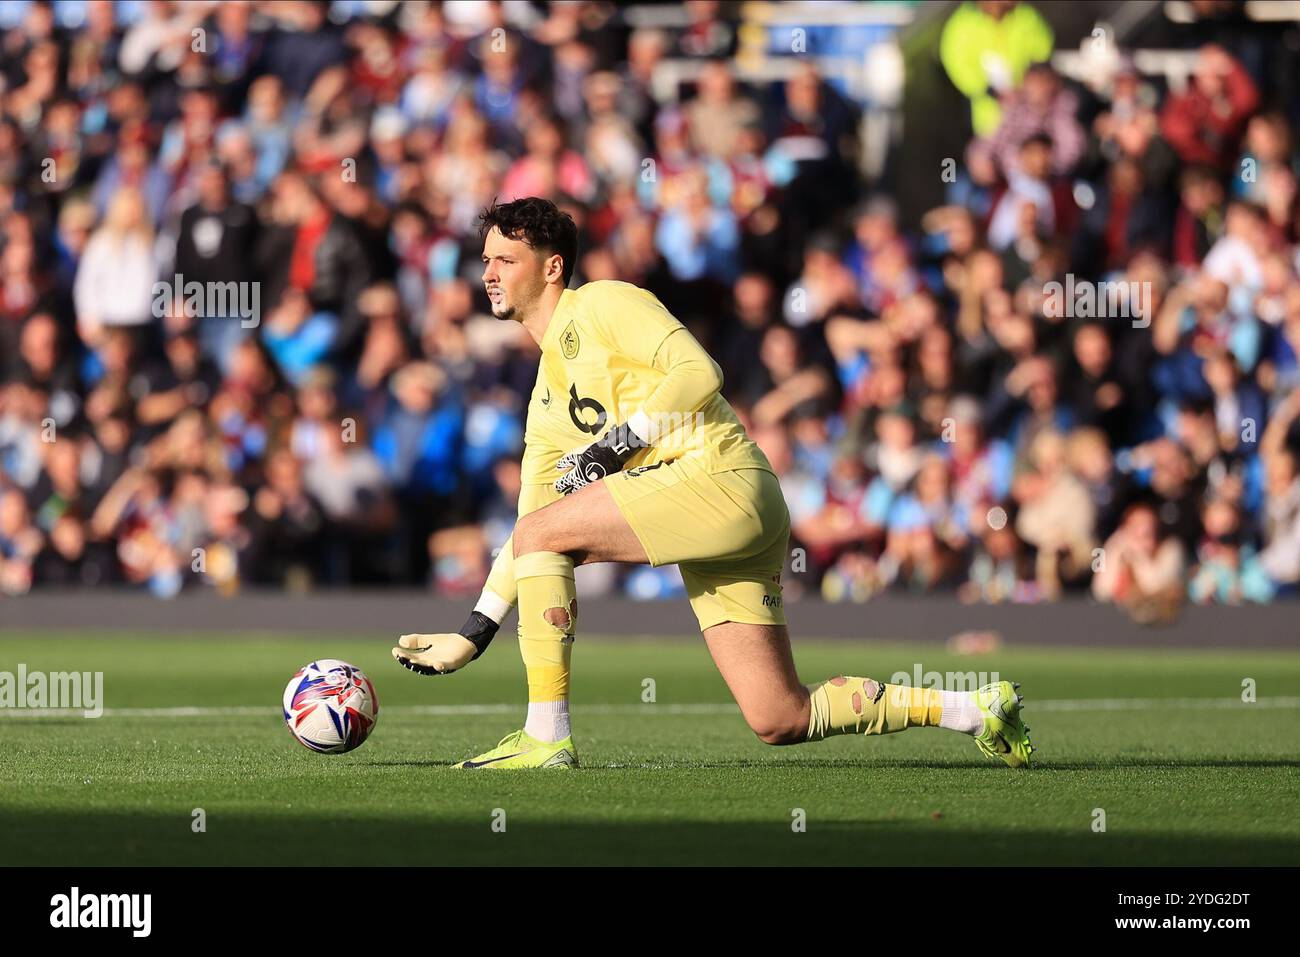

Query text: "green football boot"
[452, 729, 579, 769]
[973, 680, 1034, 768]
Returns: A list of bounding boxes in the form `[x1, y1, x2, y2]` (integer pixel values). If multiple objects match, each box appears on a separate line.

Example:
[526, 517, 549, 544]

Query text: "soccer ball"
[282, 659, 378, 753]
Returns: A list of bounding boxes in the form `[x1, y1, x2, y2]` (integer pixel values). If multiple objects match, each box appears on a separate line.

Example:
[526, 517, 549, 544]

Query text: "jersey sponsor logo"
[560, 321, 580, 359]
[762, 594, 783, 608]
[568, 384, 607, 435]
[540, 386, 551, 406]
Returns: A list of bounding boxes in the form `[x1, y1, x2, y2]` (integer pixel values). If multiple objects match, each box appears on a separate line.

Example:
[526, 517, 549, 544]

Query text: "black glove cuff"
[458, 610, 500, 661]
[598, 421, 649, 463]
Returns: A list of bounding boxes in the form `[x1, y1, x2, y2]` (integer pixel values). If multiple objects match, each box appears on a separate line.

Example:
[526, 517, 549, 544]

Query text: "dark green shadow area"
[2, 808, 1297, 866]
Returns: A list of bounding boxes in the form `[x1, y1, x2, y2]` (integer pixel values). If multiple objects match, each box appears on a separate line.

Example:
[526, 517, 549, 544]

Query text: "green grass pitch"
[1, 632, 1298, 866]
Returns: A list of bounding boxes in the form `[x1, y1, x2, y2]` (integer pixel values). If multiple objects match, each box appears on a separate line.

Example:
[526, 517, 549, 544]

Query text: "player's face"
[481, 226, 546, 323]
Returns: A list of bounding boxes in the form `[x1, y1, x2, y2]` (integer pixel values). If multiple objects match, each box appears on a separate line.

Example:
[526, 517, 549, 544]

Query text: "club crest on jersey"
[560, 321, 580, 359]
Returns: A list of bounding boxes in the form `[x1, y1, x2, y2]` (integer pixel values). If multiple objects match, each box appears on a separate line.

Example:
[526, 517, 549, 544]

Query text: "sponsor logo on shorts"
[625, 462, 665, 478]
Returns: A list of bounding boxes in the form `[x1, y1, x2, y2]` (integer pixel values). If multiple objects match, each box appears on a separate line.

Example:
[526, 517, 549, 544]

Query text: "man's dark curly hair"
[477, 197, 579, 286]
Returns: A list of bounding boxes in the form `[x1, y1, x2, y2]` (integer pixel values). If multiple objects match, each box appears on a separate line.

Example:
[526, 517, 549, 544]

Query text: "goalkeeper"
[394, 198, 1033, 771]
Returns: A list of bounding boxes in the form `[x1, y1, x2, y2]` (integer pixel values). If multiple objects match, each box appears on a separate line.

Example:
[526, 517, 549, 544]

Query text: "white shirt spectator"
[74, 232, 159, 328]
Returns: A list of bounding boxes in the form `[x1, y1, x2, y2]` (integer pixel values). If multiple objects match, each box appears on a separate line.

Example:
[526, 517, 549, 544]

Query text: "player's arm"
[393, 482, 556, 674]
[555, 292, 723, 495]
[632, 325, 724, 432]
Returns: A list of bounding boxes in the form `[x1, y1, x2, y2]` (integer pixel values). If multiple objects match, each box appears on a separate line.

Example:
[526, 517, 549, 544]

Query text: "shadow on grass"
[365, 757, 1300, 771]
[1, 808, 1296, 866]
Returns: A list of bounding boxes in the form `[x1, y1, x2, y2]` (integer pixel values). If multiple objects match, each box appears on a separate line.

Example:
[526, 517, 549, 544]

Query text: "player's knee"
[513, 513, 546, 557]
[748, 711, 807, 746]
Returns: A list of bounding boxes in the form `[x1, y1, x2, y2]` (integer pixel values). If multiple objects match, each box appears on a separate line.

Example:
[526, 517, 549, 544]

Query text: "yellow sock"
[515, 551, 577, 705]
[805, 676, 943, 740]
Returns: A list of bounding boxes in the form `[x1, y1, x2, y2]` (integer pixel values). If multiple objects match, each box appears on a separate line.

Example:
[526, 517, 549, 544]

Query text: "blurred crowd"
[1, 0, 1298, 620]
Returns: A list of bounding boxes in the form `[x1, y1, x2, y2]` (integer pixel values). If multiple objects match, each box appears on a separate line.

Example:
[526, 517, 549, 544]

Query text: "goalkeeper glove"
[554, 421, 647, 495]
[392, 610, 500, 676]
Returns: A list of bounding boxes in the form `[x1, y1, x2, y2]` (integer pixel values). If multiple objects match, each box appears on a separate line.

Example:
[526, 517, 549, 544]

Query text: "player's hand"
[554, 421, 644, 495]
[392, 633, 477, 675]
[392, 611, 500, 675]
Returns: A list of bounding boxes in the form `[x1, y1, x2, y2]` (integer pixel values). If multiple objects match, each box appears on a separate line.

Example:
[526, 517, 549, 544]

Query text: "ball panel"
[282, 659, 378, 754]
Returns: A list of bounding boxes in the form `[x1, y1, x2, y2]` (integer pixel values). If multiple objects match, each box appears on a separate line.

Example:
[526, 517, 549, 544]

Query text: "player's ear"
[545, 252, 565, 284]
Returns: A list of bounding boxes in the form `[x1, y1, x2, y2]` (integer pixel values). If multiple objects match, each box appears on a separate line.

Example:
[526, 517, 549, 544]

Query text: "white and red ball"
[282, 659, 378, 753]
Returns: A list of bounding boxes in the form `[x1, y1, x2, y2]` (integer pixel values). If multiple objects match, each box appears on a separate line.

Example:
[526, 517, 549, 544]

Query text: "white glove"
[392, 633, 479, 675]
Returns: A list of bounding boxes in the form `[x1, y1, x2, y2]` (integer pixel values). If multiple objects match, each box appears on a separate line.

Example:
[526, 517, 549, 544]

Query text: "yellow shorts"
[605, 455, 791, 631]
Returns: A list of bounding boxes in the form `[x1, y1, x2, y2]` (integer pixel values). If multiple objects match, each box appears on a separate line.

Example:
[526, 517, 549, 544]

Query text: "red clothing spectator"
[289, 208, 331, 292]
[1160, 46, 1259, 172]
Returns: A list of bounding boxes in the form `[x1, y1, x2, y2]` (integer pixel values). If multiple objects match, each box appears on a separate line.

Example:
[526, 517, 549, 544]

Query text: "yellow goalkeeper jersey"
[521, 280, 773, 487]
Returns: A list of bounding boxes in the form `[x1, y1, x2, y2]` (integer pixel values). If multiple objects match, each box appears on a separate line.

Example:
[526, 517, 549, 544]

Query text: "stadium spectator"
[0, 484, 42, 595]
[1013, 428, 1096, 598]
[939, 0, 1054, 137]
[175, 161, 260, 368]
[73, 188, 159, 339]
[1092, 501, 1186, 623]
[0, 0, 1295, 621]
[975, 62, 1084, 178]
[1258, 391, 1300, 590]
[1188, 496, 1274, 604]
[1160, 45, 1259, 173]
[685, 58, 759, 161]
